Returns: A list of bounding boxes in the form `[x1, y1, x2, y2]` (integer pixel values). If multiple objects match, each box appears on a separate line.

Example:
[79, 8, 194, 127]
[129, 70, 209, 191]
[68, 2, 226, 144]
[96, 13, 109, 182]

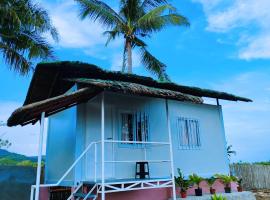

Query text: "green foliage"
[211, 194, 227, 200]
[75, 0, 189, 80]
[174, 168, 190, 192]
[233, 161, 270, 166]
[227, 145, 236, 159]
[206, 176, 216, 187]
[0, 157, 17, 166]
[254, 161, 270, 165]
[0, 0, 58, 75]
[0, 158, 43, 167]
[214, 174, 235, 186]
[0, 139, 11, 149]
[189, 173, 204, 188]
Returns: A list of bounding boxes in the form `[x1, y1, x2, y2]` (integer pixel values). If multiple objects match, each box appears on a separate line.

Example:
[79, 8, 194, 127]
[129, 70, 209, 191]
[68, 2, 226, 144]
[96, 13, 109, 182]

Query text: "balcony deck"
[84, 177, 173, 193]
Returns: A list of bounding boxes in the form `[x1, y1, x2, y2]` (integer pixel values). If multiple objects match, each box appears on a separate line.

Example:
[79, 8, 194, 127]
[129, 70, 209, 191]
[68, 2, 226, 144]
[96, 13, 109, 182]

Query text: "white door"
[84, 104, 114, 181]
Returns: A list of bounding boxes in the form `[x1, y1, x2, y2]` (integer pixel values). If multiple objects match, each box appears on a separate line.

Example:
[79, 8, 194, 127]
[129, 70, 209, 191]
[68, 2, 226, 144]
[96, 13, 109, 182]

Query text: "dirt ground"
[251, 189, 270, 200]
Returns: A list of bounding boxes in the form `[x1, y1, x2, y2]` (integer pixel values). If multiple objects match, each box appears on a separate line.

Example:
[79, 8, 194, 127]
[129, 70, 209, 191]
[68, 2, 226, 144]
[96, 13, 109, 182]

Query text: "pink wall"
[39, 180, 239, 200]
[40, 187, 49, 200]
[101, 180, 239, 200]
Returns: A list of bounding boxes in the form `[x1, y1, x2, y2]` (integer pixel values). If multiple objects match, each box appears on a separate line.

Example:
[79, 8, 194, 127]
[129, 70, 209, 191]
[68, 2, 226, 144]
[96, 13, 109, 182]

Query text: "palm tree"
[0, 0, 58, 75]
[75, 0, 189, 80]
[227, 145, 236, 158]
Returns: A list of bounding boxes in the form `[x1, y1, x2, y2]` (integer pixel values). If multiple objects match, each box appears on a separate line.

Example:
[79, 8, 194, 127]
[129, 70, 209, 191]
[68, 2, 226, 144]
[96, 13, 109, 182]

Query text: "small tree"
[227, 145, 236, 159]
[0, 121, 11, 149]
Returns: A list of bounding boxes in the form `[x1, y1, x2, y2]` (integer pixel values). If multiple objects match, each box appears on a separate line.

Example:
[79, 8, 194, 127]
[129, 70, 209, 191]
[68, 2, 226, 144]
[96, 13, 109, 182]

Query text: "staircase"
[67, 182, 98, 200]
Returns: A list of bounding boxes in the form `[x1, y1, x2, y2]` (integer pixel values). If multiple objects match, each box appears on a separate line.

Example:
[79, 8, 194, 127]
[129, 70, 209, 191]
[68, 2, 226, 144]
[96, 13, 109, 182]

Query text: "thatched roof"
[8, 79, 203, 126]
[8, 88, 101, 126]
[7, 61, 251, 127]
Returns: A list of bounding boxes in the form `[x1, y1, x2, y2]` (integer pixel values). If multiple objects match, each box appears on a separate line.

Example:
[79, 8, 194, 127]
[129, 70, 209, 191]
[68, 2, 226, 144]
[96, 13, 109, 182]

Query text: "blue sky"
[0, 0, 270, 162]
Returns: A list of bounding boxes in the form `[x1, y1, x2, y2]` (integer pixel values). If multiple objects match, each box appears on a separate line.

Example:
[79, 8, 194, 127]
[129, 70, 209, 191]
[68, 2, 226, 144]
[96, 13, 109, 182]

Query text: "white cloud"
[193, 0, 270, 60]
[44, 0, 106, 49]
[209, 71, 270, 162]
[0, 101, 46, 156]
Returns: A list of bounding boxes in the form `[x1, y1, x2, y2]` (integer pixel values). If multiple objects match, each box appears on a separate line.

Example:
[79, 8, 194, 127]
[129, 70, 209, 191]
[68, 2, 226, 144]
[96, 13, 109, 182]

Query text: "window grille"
[120, 112, 149, 147]
[177, 117, 201, 149]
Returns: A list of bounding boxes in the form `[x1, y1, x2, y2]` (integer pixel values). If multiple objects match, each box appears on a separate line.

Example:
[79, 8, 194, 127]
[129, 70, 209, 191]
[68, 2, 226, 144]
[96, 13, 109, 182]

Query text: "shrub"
[211, 194, 227, 200]
[189, 173, 204, 189]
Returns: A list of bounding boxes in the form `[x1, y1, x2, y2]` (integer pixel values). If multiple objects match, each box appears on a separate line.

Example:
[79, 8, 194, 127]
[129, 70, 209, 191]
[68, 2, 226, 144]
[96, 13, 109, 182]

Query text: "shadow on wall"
[0, 166, 42, 200]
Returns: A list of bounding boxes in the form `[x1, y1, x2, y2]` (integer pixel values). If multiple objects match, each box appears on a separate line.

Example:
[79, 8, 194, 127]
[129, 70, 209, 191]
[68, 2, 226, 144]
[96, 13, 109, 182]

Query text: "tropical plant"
[206, 176, 216, 187]
[189, 173, 203, 189]
[214, 174, 233, 187]
[211, 194, 227, 200]
[174, 168, 189, 192]
[227, 145, 236, 158]
[0, 0, 58, 75]
[75, 0, 189, 80]
[237, 177, 243, 186]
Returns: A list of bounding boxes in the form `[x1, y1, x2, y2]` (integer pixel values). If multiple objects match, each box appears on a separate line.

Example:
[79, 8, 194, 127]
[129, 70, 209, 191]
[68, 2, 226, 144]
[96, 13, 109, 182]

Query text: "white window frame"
[177, 117, 201, 150]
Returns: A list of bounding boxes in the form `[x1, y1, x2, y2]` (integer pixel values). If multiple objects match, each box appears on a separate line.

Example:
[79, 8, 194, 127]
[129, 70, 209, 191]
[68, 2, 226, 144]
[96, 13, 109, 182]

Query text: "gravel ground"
[251, 189, 270, 200]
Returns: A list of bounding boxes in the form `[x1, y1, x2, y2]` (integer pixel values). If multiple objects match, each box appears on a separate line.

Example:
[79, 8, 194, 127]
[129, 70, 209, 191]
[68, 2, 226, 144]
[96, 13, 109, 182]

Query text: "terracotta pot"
[210, 187, 216, 194]
[180, 191, 187, 198]
[237, 186, 243, 192]
[224, 186, 231, 193]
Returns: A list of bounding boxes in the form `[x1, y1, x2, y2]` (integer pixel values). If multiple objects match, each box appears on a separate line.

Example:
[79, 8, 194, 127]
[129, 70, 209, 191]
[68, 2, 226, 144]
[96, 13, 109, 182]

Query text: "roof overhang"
[7, 61, 252, 127]
[7, 79, 203, 126]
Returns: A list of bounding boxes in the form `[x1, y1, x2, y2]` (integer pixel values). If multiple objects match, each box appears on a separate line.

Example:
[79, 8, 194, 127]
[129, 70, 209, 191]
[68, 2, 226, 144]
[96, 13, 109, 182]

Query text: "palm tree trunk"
[127, 41, 132, 73]
[122, 41, 127, 72]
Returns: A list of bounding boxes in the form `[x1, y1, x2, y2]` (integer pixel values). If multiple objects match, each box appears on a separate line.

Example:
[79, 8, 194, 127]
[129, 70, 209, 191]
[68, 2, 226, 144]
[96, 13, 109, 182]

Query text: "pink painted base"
[39, 180, 239, 200]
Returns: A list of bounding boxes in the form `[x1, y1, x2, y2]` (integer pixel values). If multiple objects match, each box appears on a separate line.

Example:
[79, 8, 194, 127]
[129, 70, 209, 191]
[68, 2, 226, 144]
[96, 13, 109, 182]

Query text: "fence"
[230, 164, 270, 189]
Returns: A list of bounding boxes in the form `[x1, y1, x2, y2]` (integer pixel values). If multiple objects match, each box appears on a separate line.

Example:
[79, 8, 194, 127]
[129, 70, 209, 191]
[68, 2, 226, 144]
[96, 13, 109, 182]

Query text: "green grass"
[0, 157, 44, 167]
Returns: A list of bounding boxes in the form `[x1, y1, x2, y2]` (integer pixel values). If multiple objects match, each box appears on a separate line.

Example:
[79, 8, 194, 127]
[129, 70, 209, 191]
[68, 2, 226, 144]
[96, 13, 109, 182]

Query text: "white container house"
[7, 62, 251, 200]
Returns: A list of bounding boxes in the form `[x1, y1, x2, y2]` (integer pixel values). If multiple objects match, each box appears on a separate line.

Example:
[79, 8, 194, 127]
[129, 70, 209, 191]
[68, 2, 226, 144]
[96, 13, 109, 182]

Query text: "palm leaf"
[139, 46, 169, 81]
[141, 0, 168, 10]
[137, 5, 189, 33]
[119, 0, 143, 22]
[75, 0, 124, 28]
[0, 42, 31, 75]
[103, 28, 120, 46]
[0, 0, 58, 75]
[138, 4, 176, 24]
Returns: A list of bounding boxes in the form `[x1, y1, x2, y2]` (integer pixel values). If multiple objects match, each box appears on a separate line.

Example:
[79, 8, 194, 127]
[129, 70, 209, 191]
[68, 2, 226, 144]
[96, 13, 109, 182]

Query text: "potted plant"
[215, 174, 233, 193]
[235, 177, 243, 192]
[207, 176, 216, 194]
[189, 173, 204, 196]
[175, 169, 190, 198]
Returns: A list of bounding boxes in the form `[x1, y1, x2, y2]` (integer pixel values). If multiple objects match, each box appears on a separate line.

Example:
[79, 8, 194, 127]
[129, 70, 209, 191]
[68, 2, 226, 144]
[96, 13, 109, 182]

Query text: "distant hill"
[0, 149, 45, 166]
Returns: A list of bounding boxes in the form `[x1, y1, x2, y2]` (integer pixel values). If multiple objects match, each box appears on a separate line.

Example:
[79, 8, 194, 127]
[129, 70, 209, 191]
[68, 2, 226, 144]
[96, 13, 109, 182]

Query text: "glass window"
[120, 112, 149, 146]
[177, 117, 201, 149]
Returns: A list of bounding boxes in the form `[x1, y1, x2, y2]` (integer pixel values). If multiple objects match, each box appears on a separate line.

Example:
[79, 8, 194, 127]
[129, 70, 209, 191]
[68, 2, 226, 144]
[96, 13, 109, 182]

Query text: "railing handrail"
[104, 140, 170, 145]
[31, 140, 101, 189]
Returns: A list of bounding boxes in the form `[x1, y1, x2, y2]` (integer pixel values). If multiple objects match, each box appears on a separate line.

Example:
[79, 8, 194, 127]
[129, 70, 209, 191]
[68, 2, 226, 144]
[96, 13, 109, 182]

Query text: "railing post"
[165, 99, 176, 200]
[35, 112, 45, 200]
[101, 93, 105, 200]
[94, 143, 97, 182]
[30, 186, 34, 200]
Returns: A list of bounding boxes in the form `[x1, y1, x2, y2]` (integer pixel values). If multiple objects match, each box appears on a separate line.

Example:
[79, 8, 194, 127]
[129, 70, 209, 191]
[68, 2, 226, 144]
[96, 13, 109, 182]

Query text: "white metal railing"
[30, 141, 100, 200]
[104, 140, 170, 145]
[31, 140, 171, 200]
